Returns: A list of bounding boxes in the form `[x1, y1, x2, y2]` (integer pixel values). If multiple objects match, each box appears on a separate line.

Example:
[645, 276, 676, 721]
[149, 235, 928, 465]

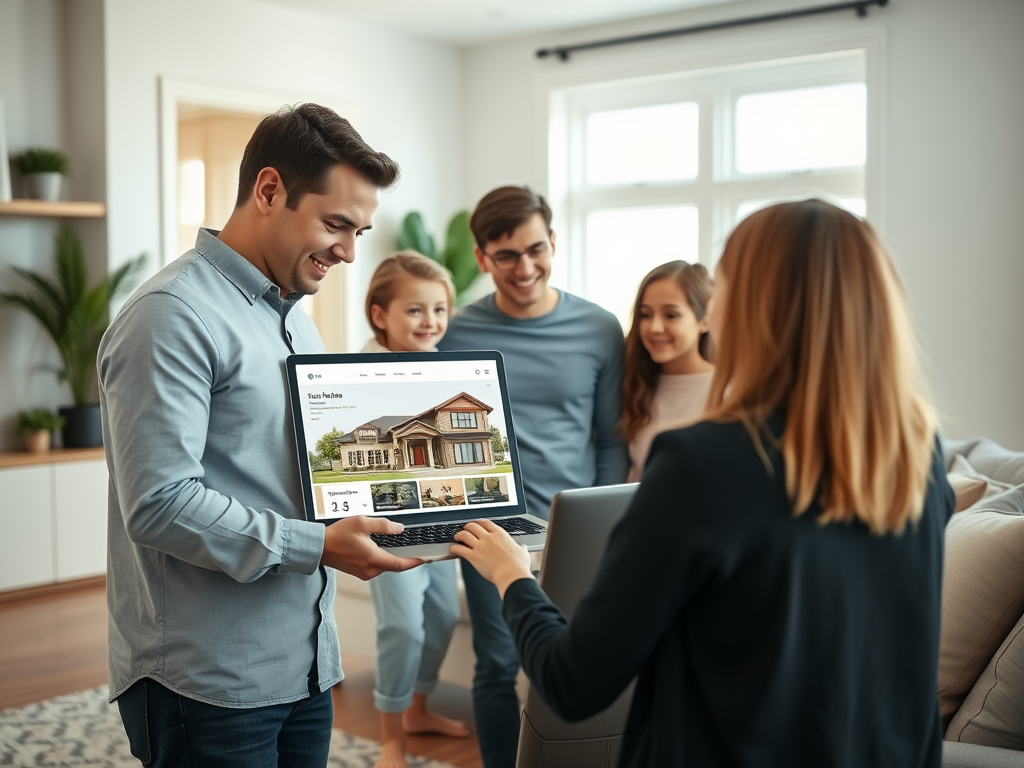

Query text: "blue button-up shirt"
[98, 228, 339, 707]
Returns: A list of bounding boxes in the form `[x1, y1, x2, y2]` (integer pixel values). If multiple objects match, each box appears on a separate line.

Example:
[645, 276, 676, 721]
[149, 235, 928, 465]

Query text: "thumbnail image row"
[371, 475, 510, 514]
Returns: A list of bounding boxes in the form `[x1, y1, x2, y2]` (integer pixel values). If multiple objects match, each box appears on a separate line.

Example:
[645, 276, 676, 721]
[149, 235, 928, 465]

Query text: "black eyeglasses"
[481, 240, 552, 271]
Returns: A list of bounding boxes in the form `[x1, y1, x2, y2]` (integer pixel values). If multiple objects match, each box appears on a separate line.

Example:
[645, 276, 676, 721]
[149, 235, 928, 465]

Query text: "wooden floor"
[0, 581, 483, 768]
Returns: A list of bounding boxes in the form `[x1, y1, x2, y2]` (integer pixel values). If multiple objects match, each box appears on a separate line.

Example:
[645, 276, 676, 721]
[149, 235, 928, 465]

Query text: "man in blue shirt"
[99, 104, 422, 767]
[438, 185, 628, 768]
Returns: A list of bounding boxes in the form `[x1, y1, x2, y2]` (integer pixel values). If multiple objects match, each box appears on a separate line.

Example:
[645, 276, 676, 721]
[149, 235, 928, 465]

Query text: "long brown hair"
[704, 199, 936, 534]
[365, 251, 455, 347]
[619, 260, 713, 443]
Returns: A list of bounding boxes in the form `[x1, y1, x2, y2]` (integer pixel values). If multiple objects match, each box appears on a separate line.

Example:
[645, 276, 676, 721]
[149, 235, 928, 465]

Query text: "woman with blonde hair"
[452, 199, 954, 767]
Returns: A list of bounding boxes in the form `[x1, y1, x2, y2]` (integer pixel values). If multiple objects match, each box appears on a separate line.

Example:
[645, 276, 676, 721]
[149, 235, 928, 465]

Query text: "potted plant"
[0, 225, 146, 447]
[15, 408, 66, 454]
[10, 146, 70, 201]
[396, 210, 482, 306]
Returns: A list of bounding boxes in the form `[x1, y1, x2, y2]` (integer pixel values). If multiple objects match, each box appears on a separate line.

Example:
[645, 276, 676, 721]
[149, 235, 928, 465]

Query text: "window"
[357, 429, 376, 443]
[552, 49, 870, 327]
[451, 412, 477, 429]
[454, 442, 485, 465]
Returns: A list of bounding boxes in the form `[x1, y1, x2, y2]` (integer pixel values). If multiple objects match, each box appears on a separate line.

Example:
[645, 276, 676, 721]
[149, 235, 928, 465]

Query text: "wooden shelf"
[0, 199, 106, 218]
[0, 447, 104, 469]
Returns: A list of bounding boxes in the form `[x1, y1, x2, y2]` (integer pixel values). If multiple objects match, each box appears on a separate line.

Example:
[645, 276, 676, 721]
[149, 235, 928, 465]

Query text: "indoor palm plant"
[0, 224, 146, 447]
[396, 210, 481, 306]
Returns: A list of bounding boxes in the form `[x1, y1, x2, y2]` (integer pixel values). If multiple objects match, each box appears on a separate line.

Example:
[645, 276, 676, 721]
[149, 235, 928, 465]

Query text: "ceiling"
[248, 0, 741, 46]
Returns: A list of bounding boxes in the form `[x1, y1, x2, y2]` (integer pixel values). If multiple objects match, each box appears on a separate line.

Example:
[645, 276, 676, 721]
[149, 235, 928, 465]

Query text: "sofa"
[335, 437, 1024, 767]
[939, 437, 1024, 767]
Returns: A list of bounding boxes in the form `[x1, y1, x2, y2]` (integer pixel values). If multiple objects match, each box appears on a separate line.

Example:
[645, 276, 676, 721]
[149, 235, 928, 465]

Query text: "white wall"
[0, 0, 78, 449]
[0, 0, 465, 449]
[103, 0, 465, 353]
[461, 0, 1024, 449]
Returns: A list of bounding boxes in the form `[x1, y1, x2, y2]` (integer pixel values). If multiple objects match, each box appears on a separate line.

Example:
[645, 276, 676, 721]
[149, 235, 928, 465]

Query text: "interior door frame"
[158, 77, 355, 350]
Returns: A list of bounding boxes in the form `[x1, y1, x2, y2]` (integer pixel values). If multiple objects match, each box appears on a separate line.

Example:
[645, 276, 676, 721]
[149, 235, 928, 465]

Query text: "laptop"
[286, 350, 547, 561]
[517, 483, 639, 768]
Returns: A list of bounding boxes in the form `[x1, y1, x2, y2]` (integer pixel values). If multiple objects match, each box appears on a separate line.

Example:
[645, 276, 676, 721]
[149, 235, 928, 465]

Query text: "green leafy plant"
[315, 427, 345, 464]
[0, 225, 147, 405]
[15, 408, 66, 435]
[396, 210, 479, 306]
[11, 147, 70, 176]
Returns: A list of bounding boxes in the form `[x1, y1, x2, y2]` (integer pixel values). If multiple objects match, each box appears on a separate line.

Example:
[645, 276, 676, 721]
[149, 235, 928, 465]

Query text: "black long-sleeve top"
[503, 415, 954, 768]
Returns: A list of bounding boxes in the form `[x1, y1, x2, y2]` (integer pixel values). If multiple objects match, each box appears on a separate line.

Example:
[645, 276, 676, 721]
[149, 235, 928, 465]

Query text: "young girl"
[620, 260, 714, 482]
[453, 200, 953, 768]
[362, 251, 469, 768]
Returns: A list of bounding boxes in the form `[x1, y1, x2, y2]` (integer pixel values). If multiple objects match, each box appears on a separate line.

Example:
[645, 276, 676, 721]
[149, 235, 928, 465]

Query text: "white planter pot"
[24, 172, 62, 201]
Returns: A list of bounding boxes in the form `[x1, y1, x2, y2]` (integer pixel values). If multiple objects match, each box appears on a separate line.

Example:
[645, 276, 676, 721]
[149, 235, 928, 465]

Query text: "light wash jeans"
[369, 558, 461, 713]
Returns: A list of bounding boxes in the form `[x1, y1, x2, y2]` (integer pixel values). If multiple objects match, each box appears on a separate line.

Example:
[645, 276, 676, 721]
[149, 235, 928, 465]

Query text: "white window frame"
[543, 29, 884, 301]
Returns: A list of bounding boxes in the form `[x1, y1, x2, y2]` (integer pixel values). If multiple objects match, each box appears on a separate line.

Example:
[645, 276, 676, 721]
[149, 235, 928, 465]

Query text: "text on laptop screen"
[293, 357, 519, 522]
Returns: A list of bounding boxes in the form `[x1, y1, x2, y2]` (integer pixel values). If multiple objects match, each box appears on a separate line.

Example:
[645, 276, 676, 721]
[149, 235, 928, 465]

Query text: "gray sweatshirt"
[439, 290, 628, 518]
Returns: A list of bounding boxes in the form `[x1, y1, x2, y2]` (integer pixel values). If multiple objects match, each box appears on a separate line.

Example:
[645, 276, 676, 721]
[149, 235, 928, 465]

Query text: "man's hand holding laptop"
[321, 516, 424, 579]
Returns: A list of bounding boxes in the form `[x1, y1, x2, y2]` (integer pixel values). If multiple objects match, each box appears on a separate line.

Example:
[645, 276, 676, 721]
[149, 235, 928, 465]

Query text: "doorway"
[411, 444, 427, 467]
[175, 105, 261, 259]
[159, 78, 351, 351]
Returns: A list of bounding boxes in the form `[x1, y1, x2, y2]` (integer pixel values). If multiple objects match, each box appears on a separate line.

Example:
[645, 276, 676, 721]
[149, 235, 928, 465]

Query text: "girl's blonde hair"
[365, 250, 455, 346]
[704, 199, 936, 535]
[619, 260, 714, 443]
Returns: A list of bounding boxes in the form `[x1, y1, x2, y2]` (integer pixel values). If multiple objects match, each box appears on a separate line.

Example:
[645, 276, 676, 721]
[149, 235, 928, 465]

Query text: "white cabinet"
[53, 459, 108, 580]
[0, 450, 107, 592]
[0, 465, 55, 591]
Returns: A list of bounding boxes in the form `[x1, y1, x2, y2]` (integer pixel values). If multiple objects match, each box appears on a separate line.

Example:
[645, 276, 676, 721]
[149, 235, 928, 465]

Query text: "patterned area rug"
[0, 687, 456, 768]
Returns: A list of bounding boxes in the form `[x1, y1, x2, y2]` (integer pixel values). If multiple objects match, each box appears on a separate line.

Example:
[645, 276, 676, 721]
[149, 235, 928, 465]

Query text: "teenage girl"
[362, 251, 470, 768]
[620, 260, 714, 482]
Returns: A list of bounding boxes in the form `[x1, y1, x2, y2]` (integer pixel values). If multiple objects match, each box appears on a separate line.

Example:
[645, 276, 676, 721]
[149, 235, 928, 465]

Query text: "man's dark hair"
[469, 186, 553, 248]
[235, 103, 400, 209]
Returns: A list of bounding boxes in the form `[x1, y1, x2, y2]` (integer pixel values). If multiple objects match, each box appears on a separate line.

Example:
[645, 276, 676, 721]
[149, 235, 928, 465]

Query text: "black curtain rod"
[536, 0, 888, 61]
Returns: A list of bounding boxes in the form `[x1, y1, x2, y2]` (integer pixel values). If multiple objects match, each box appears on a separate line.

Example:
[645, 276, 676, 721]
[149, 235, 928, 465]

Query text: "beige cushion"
[946, 610, 1024, 749]
[939, 507, 1024, 723]
[947, 455, 1015, 513]
[947, 469, 989, 513]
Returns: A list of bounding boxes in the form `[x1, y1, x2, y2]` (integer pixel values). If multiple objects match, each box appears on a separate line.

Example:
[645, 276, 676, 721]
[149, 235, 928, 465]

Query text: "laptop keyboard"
[371, 517, 545, 548]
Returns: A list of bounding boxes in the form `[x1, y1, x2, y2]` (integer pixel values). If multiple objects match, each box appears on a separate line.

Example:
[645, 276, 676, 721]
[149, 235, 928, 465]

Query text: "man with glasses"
[439, 185, 627, 768]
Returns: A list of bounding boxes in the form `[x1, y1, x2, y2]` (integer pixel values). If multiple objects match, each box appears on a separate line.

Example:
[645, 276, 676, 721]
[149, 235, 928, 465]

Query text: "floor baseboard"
[0, 574, 105, 604]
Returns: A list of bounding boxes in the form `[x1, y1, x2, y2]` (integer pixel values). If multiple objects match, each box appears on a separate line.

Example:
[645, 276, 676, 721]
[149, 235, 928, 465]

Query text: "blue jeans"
[369, 559, 461, 712]
[461, 559, 521, 768]
[115, 677, 333, 768]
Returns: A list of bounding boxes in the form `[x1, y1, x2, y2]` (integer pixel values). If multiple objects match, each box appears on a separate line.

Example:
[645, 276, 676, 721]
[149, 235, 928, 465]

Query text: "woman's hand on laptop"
[452, 520, 534, 598]
[321, 516, 424, 580]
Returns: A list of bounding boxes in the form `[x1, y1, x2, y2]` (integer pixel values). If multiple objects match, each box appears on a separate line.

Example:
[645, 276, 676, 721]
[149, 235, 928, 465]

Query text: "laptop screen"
[287, 351, 526, 526]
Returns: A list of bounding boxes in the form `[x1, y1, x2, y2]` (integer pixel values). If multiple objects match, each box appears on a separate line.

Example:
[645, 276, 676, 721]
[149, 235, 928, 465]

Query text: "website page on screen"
[295, 358, 518, 522]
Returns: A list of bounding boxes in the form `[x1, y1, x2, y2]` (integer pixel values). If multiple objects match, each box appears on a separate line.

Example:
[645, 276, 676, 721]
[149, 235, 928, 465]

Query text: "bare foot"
[373, 739, 408, 768]
[402, 709, 471, 738]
